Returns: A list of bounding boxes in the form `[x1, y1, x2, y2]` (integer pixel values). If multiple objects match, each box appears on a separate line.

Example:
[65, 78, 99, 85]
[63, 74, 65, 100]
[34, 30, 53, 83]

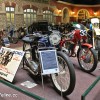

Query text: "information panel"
[0, 47, 24, 82]
[39, 49, 59, 75]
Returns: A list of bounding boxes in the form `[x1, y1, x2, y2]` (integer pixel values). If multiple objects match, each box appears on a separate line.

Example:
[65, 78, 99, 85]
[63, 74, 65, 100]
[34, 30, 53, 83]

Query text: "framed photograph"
[39, 49, 59, 75]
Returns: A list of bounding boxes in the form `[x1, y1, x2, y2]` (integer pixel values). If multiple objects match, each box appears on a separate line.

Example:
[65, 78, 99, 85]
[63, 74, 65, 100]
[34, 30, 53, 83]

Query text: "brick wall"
[0, 14, 6, 29]
[0, 0, 50, 29]
[15, 14, 24, 28]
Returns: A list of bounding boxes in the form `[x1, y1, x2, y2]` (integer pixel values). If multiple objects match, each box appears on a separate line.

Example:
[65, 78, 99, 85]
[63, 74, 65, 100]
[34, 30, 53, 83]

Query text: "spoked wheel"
[77, 47, 98, 73]
[51, 51, 76, 96]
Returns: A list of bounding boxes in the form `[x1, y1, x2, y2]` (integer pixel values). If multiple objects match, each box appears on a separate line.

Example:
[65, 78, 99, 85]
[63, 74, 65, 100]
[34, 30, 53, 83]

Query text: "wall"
[0, 0, 50, 29]
[52, 1, 100, 23]
[0, 0, 99, 29]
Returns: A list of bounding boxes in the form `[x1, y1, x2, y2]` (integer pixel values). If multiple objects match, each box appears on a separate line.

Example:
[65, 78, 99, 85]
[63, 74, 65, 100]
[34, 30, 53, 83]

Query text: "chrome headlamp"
[49, 30, 61, 46]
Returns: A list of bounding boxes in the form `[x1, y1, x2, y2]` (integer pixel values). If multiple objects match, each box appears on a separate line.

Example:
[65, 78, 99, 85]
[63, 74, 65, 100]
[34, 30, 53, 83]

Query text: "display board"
[91, 18, 100, 29]
[0, 47, 24, 82]
[39, 49, 59, 75]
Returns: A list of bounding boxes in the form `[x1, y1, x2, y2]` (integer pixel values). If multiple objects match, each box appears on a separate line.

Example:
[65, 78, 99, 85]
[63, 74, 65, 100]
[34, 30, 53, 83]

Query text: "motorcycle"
[17, 26, 28, 39]
[0, 28, 19, 47]
[61, 26, 98, 73]
[22, 29, 76, 96]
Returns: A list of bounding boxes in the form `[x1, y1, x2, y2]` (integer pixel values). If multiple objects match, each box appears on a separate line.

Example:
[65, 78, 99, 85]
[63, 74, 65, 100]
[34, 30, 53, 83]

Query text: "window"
[78, 9, 89, 22]
[43, 10, 54, 23]
[6, 7, 15, 24]
[24, 9, 37, 26]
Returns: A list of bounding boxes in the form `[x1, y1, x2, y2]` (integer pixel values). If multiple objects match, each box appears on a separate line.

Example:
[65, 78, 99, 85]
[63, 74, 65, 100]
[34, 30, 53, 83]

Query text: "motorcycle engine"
[38, 37, 49, 48]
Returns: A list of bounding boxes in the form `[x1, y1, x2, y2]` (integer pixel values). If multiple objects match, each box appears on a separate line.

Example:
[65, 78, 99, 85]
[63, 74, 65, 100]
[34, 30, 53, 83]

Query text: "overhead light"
[71, 11, 75, 15]
[94, 12, 97, 16]
[58, 10, 61, 13]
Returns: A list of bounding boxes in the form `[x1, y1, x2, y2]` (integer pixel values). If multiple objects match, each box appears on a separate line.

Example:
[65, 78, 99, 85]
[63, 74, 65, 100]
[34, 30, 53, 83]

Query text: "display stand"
[39, 48, 59, 75]
[39, 47, 63, 100]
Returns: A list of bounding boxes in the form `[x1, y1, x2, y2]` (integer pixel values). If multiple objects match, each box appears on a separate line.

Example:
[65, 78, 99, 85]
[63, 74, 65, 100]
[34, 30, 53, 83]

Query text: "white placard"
[21, 81, 37, 88]
[94, 28, 100, 35]
[0, 47, 24, 82]
[39, 49, 59, 75]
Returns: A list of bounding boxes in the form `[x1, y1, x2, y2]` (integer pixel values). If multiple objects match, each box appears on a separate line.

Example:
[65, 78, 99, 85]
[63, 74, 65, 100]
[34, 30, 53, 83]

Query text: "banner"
[0, 47, 24, 82]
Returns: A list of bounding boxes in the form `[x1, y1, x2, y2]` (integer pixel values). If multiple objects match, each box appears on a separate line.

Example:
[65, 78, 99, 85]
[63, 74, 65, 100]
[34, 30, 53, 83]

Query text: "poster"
[39, 49, 59, 75]
[0, 47, 24, 82]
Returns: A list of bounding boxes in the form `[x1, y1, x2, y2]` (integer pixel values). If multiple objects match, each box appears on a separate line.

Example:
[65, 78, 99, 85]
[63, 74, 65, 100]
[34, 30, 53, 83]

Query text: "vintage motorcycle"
[0, 28, 19, 47]
[61, 25, 98, 73]
[22, 29, 76, 96]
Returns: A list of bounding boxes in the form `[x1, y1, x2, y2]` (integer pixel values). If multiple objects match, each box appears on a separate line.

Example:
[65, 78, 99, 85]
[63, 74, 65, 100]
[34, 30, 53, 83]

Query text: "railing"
[81, 76, 100, 100]
[0, 79, 45, 100]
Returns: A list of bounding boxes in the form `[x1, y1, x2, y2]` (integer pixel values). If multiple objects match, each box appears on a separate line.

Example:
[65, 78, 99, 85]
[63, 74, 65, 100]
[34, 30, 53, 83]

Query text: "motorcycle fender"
[61, 47, 69, 55]
[81, 43, 92, 48]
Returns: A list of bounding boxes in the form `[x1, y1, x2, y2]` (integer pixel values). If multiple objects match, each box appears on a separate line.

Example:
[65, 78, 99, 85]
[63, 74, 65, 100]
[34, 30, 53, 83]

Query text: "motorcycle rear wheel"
[77, 47, 98, 73]
[51, 51, 76, 96]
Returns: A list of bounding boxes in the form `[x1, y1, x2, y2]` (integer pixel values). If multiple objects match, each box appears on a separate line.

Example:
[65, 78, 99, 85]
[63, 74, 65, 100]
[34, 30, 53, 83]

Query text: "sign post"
[39, 49, 59, 75]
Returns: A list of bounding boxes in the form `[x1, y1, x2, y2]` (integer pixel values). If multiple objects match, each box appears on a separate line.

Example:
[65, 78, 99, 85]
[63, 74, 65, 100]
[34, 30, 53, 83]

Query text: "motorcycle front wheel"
[77, 47, 98, 73]
[51, 51, 76, 96]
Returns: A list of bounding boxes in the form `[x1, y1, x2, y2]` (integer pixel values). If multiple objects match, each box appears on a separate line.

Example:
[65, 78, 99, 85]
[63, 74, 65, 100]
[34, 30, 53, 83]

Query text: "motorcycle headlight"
[49, 33, 61, 46]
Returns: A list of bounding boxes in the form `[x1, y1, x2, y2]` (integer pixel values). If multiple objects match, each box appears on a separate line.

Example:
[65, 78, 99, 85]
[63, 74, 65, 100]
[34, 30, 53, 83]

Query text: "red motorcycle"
[60, 28, 98, 73]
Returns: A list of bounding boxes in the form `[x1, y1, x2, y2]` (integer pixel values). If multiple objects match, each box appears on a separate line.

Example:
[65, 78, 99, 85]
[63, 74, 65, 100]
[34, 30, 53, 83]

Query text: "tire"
[77, 47, 98, 73]
[51, 51, 76, 96]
